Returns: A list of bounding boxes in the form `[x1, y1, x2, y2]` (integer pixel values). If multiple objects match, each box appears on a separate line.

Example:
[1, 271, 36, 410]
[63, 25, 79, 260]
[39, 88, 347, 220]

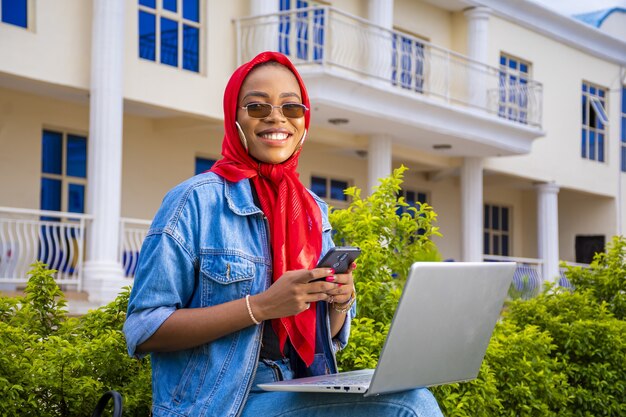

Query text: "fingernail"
[351, 262, 357, 270]
[325, 276, 335, 282]
[328, 268, 335, 275]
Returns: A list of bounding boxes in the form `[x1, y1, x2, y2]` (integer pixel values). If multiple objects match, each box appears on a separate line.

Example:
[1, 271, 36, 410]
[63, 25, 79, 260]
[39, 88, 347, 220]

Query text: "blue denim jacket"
[124, 172, 354, 417]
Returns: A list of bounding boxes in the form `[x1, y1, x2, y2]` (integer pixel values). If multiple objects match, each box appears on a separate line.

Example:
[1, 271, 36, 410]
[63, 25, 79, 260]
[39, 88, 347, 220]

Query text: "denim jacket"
[124, 172, 354, 417]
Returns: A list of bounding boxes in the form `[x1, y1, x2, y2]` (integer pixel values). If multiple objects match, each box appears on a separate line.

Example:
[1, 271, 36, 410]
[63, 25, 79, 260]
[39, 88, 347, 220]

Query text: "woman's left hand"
[325, 262, 356, 305]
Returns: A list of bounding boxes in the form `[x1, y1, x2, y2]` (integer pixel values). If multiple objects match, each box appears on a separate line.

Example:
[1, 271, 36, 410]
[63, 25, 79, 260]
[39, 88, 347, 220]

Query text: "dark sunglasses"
[240, 103, 308, 119]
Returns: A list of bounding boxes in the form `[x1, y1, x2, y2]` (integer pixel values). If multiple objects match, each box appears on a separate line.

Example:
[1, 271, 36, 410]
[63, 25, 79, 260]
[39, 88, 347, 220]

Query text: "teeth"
[259, 132, 289, 140]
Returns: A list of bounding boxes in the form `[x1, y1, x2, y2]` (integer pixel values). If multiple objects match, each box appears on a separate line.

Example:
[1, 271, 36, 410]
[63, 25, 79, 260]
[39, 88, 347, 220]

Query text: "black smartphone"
[315, 246, 361, 274]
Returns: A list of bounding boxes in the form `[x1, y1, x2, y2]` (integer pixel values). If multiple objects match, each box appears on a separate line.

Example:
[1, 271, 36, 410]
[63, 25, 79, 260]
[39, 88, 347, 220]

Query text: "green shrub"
[0, 262, 151, 417]
[329, 165, 441, 369]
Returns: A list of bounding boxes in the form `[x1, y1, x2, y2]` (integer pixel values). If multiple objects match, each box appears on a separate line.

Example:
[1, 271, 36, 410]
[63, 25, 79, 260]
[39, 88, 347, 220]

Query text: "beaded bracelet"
[245, 294, 261, 325]
[331, 289, 356, 313]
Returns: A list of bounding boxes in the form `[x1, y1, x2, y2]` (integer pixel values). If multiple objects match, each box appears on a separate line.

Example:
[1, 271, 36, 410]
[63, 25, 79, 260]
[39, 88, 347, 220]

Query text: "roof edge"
[466, 0, 626, 66]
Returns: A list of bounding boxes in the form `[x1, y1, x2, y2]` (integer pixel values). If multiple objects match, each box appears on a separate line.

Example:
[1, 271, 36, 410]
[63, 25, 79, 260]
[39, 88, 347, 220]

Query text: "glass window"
[163, 0, 177, 12]
[183, 25, 199, 72]
[42, 130, 63, 175]
[582, 81, 609, 163]
[310, 175, 350, 204]
[138, 0, 201, 72]
[161, 17, 178, 67]
[484, 204, 511, 256]
[310, 176, 327, 198]
[397, 188, 428, 216]
[183, 0, 200, 22]
[330, 179, 348, 201]
[66, 135, 87, 178]
[195, 157, 215, 175]
[392, 31, 425, 93]
[40, 130, 88, 214]
[139, 11, 156, 62]
[68, 184, 85, 214]
[40, 178, 62, 212]
[1, 0, 27, 28]
[499, 53, 531, 124]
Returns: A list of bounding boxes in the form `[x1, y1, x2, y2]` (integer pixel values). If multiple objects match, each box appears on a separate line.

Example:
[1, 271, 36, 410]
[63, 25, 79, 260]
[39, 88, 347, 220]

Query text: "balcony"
[0, 207, 150, 290]
[234, 7, 544, 156]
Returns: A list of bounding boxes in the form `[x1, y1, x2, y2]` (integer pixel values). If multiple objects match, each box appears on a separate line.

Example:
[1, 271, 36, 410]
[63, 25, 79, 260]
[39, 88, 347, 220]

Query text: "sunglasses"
[240, 103, 308, 119]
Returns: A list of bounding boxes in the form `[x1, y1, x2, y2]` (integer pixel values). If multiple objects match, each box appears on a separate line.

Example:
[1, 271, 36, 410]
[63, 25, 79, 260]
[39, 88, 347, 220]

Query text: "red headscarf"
[210, 52, 322, 366]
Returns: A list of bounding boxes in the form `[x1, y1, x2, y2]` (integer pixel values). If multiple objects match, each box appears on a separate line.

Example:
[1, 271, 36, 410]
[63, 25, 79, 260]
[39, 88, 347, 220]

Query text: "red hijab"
[210, 52, 322, 366]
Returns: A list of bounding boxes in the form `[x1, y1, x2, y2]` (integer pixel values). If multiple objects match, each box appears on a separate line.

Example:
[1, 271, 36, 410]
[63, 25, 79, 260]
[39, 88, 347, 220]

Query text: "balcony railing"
[0, 208, 155, 290]
[0, 207, 91, 289]
[119, 218, 150, 278]
[234, 6, 543, 129]
[484, 255, 582, 297]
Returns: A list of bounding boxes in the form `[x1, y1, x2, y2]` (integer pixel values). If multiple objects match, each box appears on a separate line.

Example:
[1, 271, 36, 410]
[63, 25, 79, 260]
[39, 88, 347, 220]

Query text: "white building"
[1, 0, 625, 310]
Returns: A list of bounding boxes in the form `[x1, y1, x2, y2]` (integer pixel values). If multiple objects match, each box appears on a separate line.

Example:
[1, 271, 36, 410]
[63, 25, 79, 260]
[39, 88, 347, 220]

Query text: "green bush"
[0, 262, 151, 417]
[330, 165, 442, 370]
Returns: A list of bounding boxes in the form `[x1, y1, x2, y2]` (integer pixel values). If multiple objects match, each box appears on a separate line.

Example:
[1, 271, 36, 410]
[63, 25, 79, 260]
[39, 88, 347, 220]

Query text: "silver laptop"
[258, 261, 516, 396]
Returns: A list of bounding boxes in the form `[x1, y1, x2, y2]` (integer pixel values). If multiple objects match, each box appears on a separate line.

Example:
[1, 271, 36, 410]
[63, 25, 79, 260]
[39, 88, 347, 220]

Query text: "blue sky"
[533, 0, 626, 15]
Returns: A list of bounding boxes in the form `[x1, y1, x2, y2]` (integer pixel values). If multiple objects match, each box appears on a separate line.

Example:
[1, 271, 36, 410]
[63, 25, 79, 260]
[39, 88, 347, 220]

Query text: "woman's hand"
[324, 262, 356, 305]
[250, 268, 337, 321]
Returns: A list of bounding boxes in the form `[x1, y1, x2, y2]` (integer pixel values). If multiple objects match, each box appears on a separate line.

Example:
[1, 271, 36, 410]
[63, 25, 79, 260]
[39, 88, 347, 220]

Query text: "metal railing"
[234, 6, 543, 128]
[119, 218, 151, 278]
[0, 207, 91, 289]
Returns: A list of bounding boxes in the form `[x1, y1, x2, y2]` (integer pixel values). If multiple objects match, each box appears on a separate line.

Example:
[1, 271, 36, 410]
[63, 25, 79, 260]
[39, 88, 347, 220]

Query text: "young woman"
[124, 51, 443, 417]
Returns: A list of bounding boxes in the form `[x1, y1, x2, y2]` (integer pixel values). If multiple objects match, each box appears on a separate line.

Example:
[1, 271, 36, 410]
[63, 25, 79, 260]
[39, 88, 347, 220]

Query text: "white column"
[249, 0, 279, 55]
[83, 0, 126, 304]
[367, 0, 394, 81]
[463, 6, 490, 109]
[461, 157, 483, 262]
[536, 182, 560, 283]
[368, 135, 393, 193]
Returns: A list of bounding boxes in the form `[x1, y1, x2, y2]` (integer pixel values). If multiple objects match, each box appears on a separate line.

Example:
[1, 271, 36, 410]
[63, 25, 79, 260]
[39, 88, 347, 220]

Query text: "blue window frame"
[279, 0, 325, 62]
[40, 130, 87, 214]
[195, 157, 216, 175]
[1, 0, 27, 28]
[620, 86, 626, 172]
[499, 54, 530, 124]
[138, 0, 200, 72]
[310, 175, 350, 203]
[396, 188, 427, 216]
[392, 33, 425, 93]
[484, 204, 510, 256]
[582, 81, 608, 163]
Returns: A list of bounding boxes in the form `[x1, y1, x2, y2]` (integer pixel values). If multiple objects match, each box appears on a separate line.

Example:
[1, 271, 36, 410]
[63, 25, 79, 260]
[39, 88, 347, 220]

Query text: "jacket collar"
[224, 178, 263, 216]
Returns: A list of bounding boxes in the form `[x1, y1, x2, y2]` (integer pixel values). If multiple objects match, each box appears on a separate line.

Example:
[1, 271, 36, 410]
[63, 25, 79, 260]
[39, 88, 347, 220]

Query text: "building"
[1, 0, 625, 310]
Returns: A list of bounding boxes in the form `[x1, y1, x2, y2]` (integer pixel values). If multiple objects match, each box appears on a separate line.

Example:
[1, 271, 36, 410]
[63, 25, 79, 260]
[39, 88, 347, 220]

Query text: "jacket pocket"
[200, 251, 256, 306]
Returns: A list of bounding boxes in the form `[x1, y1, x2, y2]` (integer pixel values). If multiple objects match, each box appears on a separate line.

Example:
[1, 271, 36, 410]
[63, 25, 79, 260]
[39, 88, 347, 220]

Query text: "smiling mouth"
[258, 132, 291, 140]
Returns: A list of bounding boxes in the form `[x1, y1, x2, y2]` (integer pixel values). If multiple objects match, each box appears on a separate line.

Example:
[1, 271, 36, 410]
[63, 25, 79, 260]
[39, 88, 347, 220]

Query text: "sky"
[533, 0, 626, 15]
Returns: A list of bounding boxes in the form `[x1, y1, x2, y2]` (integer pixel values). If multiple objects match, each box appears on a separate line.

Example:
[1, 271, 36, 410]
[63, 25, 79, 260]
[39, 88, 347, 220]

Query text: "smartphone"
[315, 246, 361, 274]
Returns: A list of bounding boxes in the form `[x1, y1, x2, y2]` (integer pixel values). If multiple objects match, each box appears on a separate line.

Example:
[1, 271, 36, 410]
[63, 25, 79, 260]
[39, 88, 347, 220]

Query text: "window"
[499, 54, 531, 124]
[279, 0, 325, 62]
[138, 0, 201, 72]
[392, 30, 426, 93]
[1, 0, 27, 28]
[582, 81, 609, 162]
[195, 156, 215, 175]
[621, 86, 626, 172]
[396, 188, 428, 216]
[41, 130, 87, 214]
[484, 204, 510, 256]
[575, 235, 605, 264]
[310, 175, 350, 203]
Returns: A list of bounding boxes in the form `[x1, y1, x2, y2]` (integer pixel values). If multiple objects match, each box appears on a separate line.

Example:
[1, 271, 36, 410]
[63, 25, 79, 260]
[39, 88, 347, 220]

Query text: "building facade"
[1, 0, 625, 309]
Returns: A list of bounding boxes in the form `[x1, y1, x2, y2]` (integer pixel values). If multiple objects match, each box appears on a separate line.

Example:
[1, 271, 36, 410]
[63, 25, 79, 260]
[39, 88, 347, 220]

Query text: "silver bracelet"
[245, 294, 261, 325]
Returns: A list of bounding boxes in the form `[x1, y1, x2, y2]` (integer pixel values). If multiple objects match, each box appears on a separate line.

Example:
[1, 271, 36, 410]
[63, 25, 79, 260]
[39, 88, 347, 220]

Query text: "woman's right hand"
[250, 268, 336, 320]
